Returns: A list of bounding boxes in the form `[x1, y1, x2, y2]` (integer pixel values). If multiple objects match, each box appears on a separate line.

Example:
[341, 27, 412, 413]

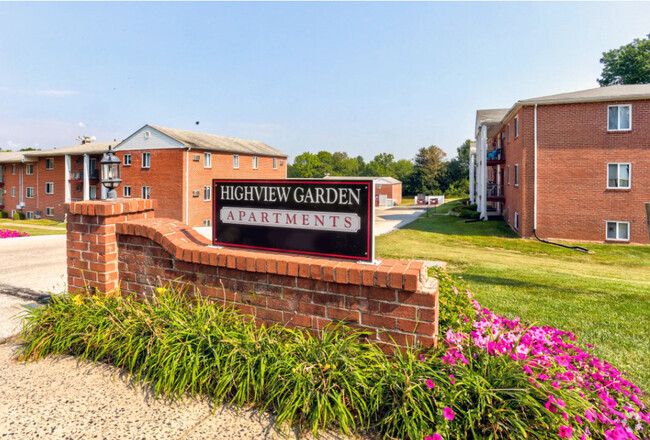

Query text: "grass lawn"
[0, 219, 66, 236]
[376, 205, 650, 398]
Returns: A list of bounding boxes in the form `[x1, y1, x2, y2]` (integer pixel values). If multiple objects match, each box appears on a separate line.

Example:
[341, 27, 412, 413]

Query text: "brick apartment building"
[323, 175, 403, 205]
[470, 84, 650, 244]
[0, 125, 288, 226]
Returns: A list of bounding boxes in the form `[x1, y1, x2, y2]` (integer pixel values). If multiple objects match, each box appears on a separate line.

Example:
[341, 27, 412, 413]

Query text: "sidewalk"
[0, 342, 366, 439]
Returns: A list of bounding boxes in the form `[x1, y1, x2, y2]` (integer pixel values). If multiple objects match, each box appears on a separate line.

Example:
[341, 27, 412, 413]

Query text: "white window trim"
[142, 186, 151, 199]
[123, 154, 132, 166]
[203, 219, 211, 227]
[142, 152, 151, 169]
[203, 185, 211, 201]
[11, 186, 16, 197]
[25, 164, 34, 175]
[514, 164, 519, 187]
[45, 158, 54, 170]
[606, 221, 630, 241]
[26, 187, 34, 198]
[233, 154, 240, 169]
[514, 212, 519, 231]
[514, 116, 519, 138]
[252, 156, 259, 169]
[204, 152, 212, 169]
[11, 164, 15, 175]
[607, 104, 632, 132]
[123, 186, 132, 198]
[507, 165, 510, 185]
[273, 157, 278, 170]
[46, 207, 54, 217]
[45, 182, 54, 194]
[26, 211, 34, 220]
[607, 163, 631, 189]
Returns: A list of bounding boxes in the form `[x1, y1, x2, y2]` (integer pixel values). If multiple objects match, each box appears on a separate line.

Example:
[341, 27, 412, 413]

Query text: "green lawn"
[0, 219, 66, 236]
[376, 207, 650, 398]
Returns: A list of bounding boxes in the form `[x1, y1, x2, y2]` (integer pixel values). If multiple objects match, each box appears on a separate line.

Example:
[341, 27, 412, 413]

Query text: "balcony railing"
[69, 169, 100, 181]
[487, 183, 504, 199]
[487, 148, 504, 163]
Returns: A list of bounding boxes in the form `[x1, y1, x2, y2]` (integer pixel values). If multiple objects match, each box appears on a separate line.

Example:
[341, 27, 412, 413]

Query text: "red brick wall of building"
[488, 101, 650, 244]
[1, 162, 23, 216]
[376, 183, 402, 204]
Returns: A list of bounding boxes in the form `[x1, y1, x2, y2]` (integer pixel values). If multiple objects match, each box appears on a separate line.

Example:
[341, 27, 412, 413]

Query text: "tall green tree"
[410, 145, 447, 194]
[363, 153, 395, 177]
[598, 34, 650, 86]
[288, 152, 323, 178]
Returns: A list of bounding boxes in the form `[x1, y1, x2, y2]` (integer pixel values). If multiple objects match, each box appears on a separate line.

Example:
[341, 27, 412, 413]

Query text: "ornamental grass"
[18, 272, 649, 440]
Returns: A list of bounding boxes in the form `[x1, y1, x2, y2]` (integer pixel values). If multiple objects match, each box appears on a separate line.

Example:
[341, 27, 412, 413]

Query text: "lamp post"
[100, 146, 122, 200]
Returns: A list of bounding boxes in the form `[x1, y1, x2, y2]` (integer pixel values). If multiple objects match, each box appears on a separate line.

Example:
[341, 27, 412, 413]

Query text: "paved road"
[0, 235, 66, 342]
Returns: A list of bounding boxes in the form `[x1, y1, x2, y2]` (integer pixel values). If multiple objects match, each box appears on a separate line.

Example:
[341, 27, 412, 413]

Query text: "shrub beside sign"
[213, 179, 375, 261]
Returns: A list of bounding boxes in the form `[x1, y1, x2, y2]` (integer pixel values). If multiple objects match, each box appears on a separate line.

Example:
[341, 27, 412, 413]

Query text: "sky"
[1, 2, 649, 162]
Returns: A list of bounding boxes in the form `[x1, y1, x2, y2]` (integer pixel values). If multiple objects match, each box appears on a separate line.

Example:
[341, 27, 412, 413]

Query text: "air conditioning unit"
[17, 202, 25, 209]
[192, 190, 200, 197]
[193, 155, 201, 161]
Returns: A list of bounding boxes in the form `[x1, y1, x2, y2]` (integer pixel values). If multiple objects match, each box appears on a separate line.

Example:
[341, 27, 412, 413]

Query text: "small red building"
[322, 176, 402, 205]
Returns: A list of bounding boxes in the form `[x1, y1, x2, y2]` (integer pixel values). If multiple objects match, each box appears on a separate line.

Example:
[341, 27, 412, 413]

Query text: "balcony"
[486, 183, 505, 201]
[487, 148, 505, 165]
[69, 169, 100, 182]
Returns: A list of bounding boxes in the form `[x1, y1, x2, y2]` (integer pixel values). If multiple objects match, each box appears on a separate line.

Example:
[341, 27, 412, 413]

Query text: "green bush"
[0, 210, 8, 218]
[465, 204, 477, 211]
[12, 212, 25, 220]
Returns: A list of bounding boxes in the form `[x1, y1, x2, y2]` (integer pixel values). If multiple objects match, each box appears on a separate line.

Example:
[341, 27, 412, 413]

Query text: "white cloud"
[32, 90, 79, 97]
[6, 140, 21, 150]
[78, 122, 86, 128]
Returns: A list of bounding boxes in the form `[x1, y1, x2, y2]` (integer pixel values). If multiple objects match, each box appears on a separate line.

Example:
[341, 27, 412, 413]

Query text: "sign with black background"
[212, 179, 374, 261]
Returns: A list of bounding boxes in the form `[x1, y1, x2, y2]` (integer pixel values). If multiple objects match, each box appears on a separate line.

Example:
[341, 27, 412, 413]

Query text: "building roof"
[322, 175, 401, 184]
[519, 84, 650, 105]
[0, 151, 32, 163]
[476, 109, 510, 125]
[150, 125, 288, 158]
[24, 141, 118, 157]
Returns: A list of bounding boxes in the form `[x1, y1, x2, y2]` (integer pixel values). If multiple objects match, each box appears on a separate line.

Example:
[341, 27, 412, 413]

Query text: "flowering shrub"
[0, 228, 29, 239]
[425, 272, 650, 440]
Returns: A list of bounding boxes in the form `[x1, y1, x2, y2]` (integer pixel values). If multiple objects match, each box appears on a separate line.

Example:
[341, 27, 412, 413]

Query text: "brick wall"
[488, 101, 650, 244]
[65, 199, 439, 350]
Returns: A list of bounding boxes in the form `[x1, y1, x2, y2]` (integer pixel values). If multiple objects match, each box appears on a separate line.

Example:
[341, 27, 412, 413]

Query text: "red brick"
[297, 302, 325, 317]
[397, 319, 436, 335]
[361, 313, 396, 330]
[284, 313, 312, 327]
[327, 307, 360, 323]
[398, 291, 436, 307]
[380, 303, 417, 319]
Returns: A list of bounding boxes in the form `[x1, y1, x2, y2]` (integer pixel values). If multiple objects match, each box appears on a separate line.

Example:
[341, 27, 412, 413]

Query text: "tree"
[363, 153, 395, 177]
[288, 152, 323, 178]
[410, 145, 447, 194]
[598, 34, 650, 86]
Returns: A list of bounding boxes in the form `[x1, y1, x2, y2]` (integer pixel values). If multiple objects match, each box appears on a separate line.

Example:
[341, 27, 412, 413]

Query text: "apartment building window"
[606, 221, 629, 241]
[124, 154, 132, 166]
[11, 164, 15, 175]
[514, 212, 519, 231]
[142, 152, 151, 168]
[252, 156, 259, 169]
[142, 186, 151, 199]
[233, 154, 239, 169]
[507, 125, 510, 141]
[608, 105, 631, 131]
[26, 164, 34, 175]
[11, 186, 16, 198]
[607, 163, 631, 189]
[46, 207, 54, 217]
[203, 219, 211, 227]
[507, 165, 510, 185]
[123, 186, 132, 198]
[26, 187, 34, 198]
[273, 157, 278, 169]
[203, 185, 211, 201]
[26, 211, 34, 220]
[514, 116, 519, 138]
[45, 182, 54, 194]
[514, 164, 519, 186]
[45, 158, 54, 170]
[204, 152, 212, 168]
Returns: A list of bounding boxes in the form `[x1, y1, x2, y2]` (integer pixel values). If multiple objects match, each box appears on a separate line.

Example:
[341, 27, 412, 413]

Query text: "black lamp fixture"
[100, 146, 122, 200]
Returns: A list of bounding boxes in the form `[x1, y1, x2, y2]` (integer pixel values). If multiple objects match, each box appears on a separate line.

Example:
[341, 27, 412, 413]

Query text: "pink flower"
[584, 409, 596, 423]
[425, 435, 443, 440]
[575, 415, 582, 425]
[443, 407, 455, 420]
[449, 374, 456, 385]
[558, 425, 573, 438]
[426, 379, 435, 389]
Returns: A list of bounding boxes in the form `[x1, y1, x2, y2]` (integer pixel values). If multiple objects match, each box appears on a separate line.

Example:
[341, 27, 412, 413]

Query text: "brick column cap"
[65, 198, 157, 217]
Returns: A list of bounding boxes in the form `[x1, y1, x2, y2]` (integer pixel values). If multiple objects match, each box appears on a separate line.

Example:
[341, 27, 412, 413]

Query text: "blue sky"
[1, 2, 649, 162]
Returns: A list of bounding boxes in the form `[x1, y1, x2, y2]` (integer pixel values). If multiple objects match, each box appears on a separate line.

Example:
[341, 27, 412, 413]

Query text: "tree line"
[288, 140, 471, 197]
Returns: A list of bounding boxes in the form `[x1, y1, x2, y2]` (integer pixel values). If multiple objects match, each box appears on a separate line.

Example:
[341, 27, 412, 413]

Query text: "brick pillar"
[65, 199, 156, 294]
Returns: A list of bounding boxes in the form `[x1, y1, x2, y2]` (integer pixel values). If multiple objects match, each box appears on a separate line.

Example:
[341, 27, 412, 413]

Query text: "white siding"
[115, 125, 185, 151]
